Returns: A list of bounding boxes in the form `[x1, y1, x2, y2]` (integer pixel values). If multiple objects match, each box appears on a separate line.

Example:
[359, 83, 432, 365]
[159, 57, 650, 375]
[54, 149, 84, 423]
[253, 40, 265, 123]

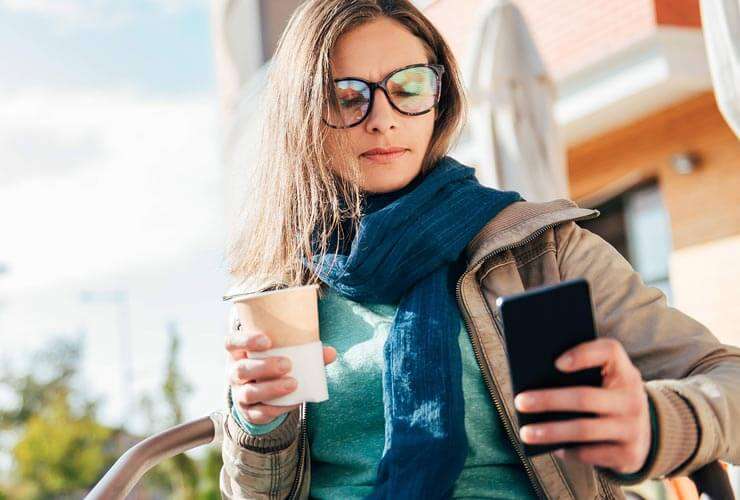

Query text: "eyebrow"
[332, 62, 429, 82]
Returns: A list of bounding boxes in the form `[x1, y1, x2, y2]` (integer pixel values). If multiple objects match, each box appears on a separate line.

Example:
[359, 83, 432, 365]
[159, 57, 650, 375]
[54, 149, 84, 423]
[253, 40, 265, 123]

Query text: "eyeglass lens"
[324, 65, 440, 128]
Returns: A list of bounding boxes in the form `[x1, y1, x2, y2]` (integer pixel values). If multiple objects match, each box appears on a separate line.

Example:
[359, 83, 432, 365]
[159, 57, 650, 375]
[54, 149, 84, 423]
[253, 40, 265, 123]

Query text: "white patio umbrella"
[211, 0, 270, 234]
[689, 3, 740, 492]
[700, 0, 740, 139]
[462, 0, 569, 202]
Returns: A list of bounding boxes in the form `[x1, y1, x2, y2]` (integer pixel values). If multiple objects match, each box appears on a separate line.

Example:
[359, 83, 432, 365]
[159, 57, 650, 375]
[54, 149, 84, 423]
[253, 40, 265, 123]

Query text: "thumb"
[323, 345, 337, 364]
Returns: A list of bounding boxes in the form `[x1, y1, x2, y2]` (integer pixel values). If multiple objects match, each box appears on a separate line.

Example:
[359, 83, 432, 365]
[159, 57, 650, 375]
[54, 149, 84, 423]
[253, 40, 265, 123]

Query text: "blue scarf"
[306, 156, 523, 499]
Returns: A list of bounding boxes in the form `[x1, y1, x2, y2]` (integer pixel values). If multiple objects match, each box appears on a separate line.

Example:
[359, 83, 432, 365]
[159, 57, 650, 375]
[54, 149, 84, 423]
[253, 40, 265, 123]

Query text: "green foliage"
[12, 393, 114, 498]
[196, 447, 223, 500]
[0, 339, 84, 431]
[163, 322, 194, 427]
[0, 336, 116, 499]
[135, 322, 224, 499]
[0, 324, 223, 499]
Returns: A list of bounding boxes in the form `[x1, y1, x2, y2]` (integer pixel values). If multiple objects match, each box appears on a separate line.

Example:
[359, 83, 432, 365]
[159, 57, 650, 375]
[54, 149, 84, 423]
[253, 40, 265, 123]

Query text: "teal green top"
[234, 287, 660, 493]
[236, 287, 537, 499]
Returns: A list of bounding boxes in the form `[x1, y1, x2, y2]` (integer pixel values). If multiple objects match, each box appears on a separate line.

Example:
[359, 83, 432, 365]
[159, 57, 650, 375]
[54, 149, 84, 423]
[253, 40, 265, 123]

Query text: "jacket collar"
[465, 199, 600, 266]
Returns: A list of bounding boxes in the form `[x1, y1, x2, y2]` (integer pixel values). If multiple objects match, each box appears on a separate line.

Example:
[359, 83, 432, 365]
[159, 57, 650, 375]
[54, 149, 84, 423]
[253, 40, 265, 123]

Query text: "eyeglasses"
[322, 63, 445, 129]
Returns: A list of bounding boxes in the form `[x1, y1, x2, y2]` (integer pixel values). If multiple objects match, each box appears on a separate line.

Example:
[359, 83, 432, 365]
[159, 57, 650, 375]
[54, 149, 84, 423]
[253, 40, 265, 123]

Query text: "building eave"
[556, 27, 712, 147]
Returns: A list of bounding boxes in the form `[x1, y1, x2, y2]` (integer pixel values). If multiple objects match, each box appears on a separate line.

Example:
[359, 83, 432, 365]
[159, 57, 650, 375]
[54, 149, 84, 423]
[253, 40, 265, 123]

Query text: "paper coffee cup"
[229, 284, 329, 406]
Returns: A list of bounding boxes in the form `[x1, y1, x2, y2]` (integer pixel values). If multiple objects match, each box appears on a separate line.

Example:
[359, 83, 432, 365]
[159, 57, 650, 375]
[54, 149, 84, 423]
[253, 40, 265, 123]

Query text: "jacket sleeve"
[554, 221, 740, 484]
[220, 303, 303, 499]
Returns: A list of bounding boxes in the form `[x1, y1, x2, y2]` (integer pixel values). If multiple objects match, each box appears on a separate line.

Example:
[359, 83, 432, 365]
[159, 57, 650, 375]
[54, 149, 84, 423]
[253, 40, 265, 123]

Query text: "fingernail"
[515, 393, 532, 410]
[278, 358, 291, 372]
[555, 354, 571, 371]
[520, 426, 542, 442]
[283, 378, 297, 390]
[256, 335, 270, 348]
[520, 426, 531, 442]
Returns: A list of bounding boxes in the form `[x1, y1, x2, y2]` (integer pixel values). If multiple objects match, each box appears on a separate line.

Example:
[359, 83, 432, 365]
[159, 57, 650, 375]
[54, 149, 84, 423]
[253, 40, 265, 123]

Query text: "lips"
[362, 147, 405, 155]
[361, 147, 408, 164]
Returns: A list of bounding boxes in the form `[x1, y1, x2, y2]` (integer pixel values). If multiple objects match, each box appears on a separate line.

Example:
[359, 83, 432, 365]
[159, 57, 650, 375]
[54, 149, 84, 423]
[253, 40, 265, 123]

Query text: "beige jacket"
[219, 199, 740, 499]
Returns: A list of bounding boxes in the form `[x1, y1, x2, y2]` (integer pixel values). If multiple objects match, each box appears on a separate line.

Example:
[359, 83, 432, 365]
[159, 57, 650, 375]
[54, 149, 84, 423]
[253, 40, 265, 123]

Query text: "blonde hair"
[226, 0, 468, 296]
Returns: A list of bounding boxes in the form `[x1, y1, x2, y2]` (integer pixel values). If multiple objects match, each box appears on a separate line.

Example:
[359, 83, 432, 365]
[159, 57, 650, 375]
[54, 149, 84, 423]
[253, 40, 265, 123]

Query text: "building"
[423, 0, 740, 347]
[213, 0, 740, 343]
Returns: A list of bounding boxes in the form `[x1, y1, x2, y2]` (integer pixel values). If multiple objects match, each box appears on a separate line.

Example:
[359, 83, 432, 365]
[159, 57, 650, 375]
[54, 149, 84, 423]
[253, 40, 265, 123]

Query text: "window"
[578, 182, 674, 305]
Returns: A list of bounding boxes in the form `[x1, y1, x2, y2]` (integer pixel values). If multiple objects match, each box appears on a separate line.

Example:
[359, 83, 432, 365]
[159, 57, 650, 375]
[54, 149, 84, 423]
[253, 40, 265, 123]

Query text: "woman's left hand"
[513, 337, 651, 474]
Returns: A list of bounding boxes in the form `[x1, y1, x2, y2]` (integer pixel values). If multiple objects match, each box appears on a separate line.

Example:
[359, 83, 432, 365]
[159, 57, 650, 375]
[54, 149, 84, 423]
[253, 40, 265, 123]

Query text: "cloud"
[0, 1, 223, 436]
[1, 0, 85, 17]
[149, 0, 207, 15]
[0, 0, 206, 32]
[0, 85, 228, 435]
[0, 86, 224, 293]
[0, 0, 132, 31]
[1, 127, 105, 185]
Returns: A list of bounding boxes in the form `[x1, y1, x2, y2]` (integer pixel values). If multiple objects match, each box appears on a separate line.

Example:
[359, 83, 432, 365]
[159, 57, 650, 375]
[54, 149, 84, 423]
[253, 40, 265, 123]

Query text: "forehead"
[330, 17, 430, 81]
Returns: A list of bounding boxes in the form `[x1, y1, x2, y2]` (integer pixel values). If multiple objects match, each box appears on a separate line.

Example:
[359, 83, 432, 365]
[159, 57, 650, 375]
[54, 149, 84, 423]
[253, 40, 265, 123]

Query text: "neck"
[362, 170, 426, 213]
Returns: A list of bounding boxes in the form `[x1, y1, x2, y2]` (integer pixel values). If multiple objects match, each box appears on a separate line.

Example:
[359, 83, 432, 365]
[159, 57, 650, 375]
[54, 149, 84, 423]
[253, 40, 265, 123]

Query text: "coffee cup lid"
[223, 284, 319, 303]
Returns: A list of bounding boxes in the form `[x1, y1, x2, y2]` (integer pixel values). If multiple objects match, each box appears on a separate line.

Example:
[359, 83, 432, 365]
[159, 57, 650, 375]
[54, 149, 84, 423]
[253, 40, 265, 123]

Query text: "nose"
[363, 87, 397, 133]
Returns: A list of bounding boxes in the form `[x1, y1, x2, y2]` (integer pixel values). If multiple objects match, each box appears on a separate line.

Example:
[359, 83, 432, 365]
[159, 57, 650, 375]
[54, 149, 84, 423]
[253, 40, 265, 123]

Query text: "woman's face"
[326, 17, 436, 194]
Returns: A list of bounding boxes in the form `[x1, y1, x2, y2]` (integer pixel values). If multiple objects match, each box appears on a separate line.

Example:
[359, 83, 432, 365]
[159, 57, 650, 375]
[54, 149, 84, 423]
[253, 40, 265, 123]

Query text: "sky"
[0, 0, 236, 452]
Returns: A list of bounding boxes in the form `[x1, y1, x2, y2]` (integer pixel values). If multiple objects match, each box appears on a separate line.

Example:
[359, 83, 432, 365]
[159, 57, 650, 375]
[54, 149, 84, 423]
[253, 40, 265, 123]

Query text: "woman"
[220, 1, 740, 499]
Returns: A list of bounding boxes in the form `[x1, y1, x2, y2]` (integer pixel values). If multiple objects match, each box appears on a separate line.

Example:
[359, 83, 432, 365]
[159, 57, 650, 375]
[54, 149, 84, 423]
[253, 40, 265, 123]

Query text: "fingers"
[229, 356, 292, 385]
[520, 416, 636, 445]
[231, 347, 336, 426]
[240, 403, 301, 425]
[232, 378, 298, 413]
[515, 386, 633, 416]
[226, 330, 338, 362]
[229, 348, 338, 388]
[555, 338, 633, 377]
[224, 331, 272, 360]
[229, 352, 299, 426]
[323, 345, 337, 365]
[226, 341, 338, 385]
[225, 310, 338, 427]
[554, 442, 647, 473]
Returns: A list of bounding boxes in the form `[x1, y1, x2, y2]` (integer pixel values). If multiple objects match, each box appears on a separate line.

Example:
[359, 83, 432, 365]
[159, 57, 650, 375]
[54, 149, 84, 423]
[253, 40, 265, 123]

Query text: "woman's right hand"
[226, 322, 337, 426]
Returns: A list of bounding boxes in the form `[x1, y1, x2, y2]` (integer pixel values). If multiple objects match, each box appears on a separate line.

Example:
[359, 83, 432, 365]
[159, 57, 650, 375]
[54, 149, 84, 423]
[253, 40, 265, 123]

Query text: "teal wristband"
[231, 402, 289, 435]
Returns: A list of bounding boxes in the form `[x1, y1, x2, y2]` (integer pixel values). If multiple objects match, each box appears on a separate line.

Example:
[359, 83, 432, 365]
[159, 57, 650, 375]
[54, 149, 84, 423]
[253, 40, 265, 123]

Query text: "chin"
[356, 152, 423, 193]
[361, 172, 417, 193]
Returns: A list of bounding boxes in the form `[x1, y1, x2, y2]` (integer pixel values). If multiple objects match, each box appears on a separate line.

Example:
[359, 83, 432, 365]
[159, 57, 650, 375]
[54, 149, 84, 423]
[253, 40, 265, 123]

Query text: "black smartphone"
[495, 278, 603, 456]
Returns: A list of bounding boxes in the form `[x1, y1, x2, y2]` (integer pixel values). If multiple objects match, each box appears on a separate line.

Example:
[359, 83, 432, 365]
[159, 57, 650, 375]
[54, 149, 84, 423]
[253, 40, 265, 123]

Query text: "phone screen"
[496, 278, 603, 456]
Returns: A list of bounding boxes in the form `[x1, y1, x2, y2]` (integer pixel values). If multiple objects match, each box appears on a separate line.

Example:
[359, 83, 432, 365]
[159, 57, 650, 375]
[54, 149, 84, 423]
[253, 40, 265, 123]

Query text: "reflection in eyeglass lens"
[328, 80, 369, 127]
[326, 66, 439, 127]
[388, 67, 437, 113]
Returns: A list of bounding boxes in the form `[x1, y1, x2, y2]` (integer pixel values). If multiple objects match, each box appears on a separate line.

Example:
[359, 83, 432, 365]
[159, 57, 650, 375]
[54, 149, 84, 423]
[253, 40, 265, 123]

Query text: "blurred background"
[0, 0, 226, 497]
[1, 0, 738, 498]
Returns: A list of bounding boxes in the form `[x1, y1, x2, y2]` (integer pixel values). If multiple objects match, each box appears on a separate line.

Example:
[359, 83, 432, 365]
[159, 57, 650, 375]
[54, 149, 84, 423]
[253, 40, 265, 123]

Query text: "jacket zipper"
[596, 473, 617, 500]
[287, 403, 308, 500]
[455, 214, 599, 500]
[456, 276, 547, 499]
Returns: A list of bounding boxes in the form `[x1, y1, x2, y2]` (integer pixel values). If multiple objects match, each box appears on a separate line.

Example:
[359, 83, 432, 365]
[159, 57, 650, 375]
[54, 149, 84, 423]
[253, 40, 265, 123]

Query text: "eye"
[340, 97, 368, 107]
